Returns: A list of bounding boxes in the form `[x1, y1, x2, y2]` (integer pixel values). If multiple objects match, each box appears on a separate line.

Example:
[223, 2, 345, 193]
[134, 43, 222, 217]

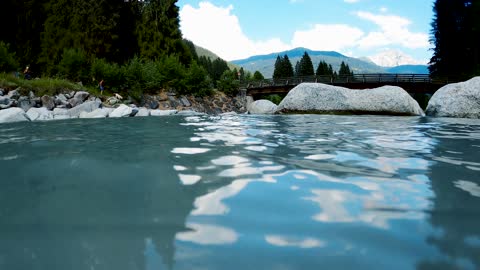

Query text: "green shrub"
[57, 48, 89, 82]
[265, 94, 283, 105]
[90, 58, 125, 93]
[0, 42, 19, 72]
[180, 62, 213, 96]
[217, 70, 240, 96]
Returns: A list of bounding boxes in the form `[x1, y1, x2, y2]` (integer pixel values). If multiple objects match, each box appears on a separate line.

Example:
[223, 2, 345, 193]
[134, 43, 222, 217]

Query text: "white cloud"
[369, 49, 428, 67]
[180, 2, 289, 60]
[356, 11, 429, 49]
[179, 2, 429, 65]
[344, 0, 359, 3]
[380, 7, 388, 13]
[292, 24, 364, 51]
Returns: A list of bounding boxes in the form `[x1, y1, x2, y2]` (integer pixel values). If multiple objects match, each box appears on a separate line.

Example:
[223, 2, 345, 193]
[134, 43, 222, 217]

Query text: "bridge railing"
[243, 74, 454, 89]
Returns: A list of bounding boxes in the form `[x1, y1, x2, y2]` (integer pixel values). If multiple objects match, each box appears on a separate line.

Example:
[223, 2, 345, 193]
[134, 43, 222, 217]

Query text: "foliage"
[253, 71, 265, 80]
[265, 94, 283, 105]
[316, 60, 334, 76]
[296, 51, 314, 77]
[0, 42, 19, 72]
[273, 55, 294, 79]
[429, 0, 480, 78]
[57, 48, 90, 82]
[0, 72, 83, 97]
[181, 62, 213, 96]
[338, 61, 353, 76]
[217, 70, 239, 96]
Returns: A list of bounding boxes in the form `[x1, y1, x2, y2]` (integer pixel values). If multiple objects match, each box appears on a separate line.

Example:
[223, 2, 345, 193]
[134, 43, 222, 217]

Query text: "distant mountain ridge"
[231, 47, 428, 78]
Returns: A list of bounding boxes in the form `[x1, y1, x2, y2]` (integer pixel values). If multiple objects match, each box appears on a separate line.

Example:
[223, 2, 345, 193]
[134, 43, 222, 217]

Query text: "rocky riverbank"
[0, 87, 249, 123]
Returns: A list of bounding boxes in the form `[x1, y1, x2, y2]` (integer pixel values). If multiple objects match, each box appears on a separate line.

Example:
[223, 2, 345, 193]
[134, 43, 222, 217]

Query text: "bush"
[57, 48, 89, 82]
[265, 94, 283, 105]
[180, 62, 213, 96]
[90, 58, 125, 93]
[217, 70, 240, 96]
[0, 42, 19, 72]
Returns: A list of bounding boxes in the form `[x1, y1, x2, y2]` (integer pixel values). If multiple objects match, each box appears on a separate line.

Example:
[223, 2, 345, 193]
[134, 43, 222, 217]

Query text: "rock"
[74, 91, 89, 101]
[109, 104, 136, 118]
[79, 108, 113, 119]
[135, 107, 150, 117]
[150, 109, 178, 116]
[248, 99, 278, 114]
[426, 77, 480, 118]
[0, 107, 30, 123]
[107, 97, 119, 105]
[54, 100, 101, 118]
[68, 97, 84, 107]
[276, 83, 424, 116]
[0, 89, 4, 96]
[18, 96, 32, 112]
[56, 93, 68, 102]
[65, 91, 75, 99]
[7, 89, 20, 100]
[180, 96, 191, 107]
[29, 91, 36, 99]
[26, 107, 54, 121]
[177, 110, 203, 116]
[149, 101, 159, 109]
[0, 96, 11, 106]
[41, 95, 56, 110]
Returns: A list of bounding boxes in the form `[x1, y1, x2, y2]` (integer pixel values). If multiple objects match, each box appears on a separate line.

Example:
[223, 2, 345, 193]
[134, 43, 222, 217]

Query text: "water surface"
[1, 115, 480, 270]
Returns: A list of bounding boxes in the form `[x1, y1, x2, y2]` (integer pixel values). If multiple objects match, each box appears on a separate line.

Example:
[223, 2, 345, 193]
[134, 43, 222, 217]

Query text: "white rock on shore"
[276, 83, 424, 116]
[26, 107, 54, 121]
[150, 109, 178, 116]
[80, 108, 114, 119]
[0, 107, 30, 123]
[109, 104, 138, 118]
[248, 99, 278, 114]
[426, 77, 480, 118]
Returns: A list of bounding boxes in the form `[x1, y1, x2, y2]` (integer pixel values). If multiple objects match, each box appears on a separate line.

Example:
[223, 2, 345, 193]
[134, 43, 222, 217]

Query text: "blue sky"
[177, 0, 434, 66]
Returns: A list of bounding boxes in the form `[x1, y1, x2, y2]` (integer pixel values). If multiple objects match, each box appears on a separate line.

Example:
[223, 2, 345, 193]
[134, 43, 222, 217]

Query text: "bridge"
[244, 74, 456, 100]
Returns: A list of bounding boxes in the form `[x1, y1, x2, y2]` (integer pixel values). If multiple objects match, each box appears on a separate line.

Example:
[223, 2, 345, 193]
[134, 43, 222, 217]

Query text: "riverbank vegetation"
[0, 0, 263, 99]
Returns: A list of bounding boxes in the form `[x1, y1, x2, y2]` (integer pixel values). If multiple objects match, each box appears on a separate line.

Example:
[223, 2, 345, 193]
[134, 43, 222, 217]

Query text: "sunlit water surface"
[1, 115, 480, 270]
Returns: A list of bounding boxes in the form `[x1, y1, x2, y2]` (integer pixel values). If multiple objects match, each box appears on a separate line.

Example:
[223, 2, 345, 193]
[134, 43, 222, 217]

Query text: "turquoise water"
[1, 115, 480, 270]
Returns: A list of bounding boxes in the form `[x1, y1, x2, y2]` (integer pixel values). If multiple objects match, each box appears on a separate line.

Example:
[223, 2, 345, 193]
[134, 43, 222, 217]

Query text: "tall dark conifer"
[429, 0, 480, 77]
[297, 51, 314, 77]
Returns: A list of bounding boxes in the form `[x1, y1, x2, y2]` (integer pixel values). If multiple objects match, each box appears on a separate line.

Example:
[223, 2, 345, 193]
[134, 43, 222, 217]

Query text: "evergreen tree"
[316, 60, 334, 76]
[136, 0, 187, 61]
[429, 0, 480, 77]
[338, 61, 353, 76]
[297, 51, 314, 77]
[253, 71, 264, 80]
[294, 61, 300, 77]
[282, 55, 294, 77]
[273, 55, 282, 79]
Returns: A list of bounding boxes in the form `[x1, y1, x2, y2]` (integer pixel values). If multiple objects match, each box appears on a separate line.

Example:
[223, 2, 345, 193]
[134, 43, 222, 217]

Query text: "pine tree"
[273, 55, 282, 79]
[429, 0, 480, 77]
[338, 61, 353, 76]
[253, 71, 264, 80]
[297, 51, 314, 77]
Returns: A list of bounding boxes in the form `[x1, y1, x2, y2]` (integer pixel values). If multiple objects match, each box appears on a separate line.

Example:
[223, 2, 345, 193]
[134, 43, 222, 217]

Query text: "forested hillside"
[0, 0, 246, 97]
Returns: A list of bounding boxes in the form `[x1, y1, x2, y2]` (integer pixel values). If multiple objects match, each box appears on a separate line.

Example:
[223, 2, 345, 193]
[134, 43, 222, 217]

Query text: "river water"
[1, 115, 480, 270]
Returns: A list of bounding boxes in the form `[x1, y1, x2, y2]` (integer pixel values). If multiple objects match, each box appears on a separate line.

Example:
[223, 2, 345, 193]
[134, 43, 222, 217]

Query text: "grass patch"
[0, 72, 84, 96]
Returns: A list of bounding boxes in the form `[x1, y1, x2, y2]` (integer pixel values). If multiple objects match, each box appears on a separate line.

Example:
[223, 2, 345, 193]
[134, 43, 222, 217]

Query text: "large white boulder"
[0, 107, 30, 123]
[52, 100, 101, 119]
[276, 83, 424, 116]
[150, 109, 178, 116]
[135, 107, 150, 117]
[26, 107, 54, 121]
[248, 99, 278, 114]
[109, 104, 137, 118]
[426, 77, 480, 118]
[79, 108, 114, 119]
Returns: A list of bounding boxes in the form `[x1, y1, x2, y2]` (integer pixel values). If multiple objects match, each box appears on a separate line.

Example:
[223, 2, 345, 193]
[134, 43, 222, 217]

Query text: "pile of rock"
[0, 88, 248, 124]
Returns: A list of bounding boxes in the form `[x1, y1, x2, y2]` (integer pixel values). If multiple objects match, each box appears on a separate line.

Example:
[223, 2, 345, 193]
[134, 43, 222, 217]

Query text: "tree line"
[0, 0, 264, 97]
[429, 0, 480, 78]
[273, 51, 353, 79]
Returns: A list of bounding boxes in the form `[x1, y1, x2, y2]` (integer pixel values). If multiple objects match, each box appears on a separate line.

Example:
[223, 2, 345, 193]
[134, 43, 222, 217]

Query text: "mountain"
[194, 45, 239, 70]
[385, 65, 429, 74]
[231, 47, 428, 78]
[368, 49, 426, 67]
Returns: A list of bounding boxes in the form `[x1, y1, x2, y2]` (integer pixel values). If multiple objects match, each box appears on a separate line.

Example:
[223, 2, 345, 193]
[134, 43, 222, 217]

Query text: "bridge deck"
[244, 74, 455, 98]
